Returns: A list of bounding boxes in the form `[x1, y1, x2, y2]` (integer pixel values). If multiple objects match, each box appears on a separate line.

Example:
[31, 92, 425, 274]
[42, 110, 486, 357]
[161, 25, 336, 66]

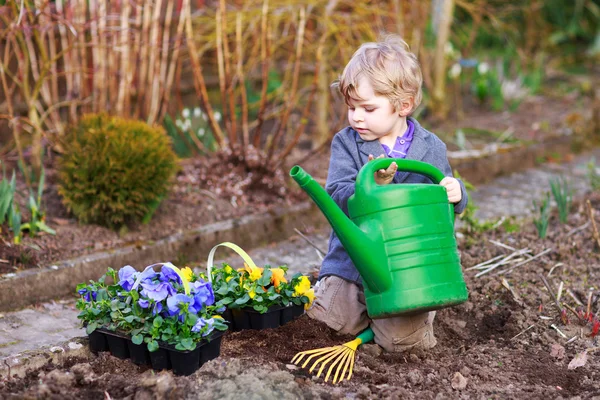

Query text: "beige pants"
[306, 275, 436, 353]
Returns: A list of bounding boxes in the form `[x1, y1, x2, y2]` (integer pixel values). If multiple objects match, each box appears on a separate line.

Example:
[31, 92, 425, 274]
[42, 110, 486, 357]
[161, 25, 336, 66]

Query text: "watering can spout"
[290, 166, 391, 293]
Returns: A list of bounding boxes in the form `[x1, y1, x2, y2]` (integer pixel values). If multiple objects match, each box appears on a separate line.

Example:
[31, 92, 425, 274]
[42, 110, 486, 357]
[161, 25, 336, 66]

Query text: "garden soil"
[2, 193, 600, 399]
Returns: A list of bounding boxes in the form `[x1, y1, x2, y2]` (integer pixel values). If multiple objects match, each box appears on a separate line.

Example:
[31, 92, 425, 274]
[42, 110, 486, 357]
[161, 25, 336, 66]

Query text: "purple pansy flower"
[191, 279, 215, 308]
[167, 294, 197, 321]
[78, 287, 97, 302]
[141, 281, 175, 302]
[118, 265, 138, 291]
[160, 264, 182, 284]
[191, 317, 215, 336]
[138, 299, 150, 308]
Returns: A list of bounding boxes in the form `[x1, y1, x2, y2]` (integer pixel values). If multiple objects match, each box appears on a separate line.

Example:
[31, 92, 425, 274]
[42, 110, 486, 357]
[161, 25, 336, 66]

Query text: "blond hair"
[335, 35, 423, 114]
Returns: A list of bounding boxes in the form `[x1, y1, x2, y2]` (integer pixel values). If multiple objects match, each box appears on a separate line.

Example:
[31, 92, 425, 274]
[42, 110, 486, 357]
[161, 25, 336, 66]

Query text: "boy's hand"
[368, 154, 397, 185]
[440, 177, 462, 203]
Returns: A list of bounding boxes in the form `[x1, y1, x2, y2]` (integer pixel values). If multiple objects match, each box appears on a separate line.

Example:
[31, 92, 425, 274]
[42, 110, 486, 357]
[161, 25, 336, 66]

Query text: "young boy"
[306, 35, 468, 353]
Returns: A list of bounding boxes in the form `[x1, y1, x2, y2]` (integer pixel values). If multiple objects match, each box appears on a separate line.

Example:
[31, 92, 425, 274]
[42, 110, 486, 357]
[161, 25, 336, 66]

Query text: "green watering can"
[289, 158, 468, 319]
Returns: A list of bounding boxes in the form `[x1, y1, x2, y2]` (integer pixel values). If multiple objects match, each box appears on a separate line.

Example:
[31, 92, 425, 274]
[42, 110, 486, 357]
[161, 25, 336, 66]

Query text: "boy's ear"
[398, 98, 414, 117]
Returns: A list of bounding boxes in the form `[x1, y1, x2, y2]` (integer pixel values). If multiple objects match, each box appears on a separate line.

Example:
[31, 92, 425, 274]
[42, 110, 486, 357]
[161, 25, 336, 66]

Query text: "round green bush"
[58, 114, 178, 228]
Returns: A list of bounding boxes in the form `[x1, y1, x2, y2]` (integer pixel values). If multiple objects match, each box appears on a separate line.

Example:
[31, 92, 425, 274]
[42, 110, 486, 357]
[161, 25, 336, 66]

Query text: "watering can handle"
[357, 158, 446, 193]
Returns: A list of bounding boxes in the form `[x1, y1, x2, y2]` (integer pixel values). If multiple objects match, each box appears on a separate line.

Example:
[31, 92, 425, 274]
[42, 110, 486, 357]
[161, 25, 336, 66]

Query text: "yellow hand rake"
[291, 327, 374, 384]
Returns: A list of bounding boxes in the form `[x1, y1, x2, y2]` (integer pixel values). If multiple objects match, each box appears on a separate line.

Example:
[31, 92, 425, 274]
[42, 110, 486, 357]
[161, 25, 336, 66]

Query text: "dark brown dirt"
[2, 193, 600, 399]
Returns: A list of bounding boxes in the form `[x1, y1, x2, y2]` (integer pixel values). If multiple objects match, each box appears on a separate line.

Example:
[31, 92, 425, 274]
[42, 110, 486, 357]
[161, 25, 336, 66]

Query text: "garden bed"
[2, 192, 599, 398]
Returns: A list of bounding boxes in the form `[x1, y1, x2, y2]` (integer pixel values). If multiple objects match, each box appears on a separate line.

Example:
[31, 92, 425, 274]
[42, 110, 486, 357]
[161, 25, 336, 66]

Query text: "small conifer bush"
[58, 114, 178, 228]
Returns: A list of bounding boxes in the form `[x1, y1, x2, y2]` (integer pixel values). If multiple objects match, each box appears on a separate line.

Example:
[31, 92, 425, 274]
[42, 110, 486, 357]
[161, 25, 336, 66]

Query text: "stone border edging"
[448, 134, 573, 184]
[0, 202, 328, 312]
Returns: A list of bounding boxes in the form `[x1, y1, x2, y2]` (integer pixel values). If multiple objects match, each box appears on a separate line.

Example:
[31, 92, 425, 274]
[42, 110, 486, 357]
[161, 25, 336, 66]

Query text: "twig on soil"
[562, 303, 585, 323]
[293, 228, 326, 257]
[511, 324, 536, 340]
[547, 262, 564, 277]
[566, 288, 584, 306]
[550, 324, 568, 339]
[586, 288, 594, 318]
[565, 336, 578, 345]
[467, 254, 506, 271]
[489, 239, 515, 251]
[498, 248, 553, 275]
[501, 278, 524, 307]
[539, 274, 563, 313]
[557, 281, 564, 303]
[475, 248, 531, 277]
[587, 200, 600, 249]
[587, 347, 600, 353]
[566, 221, 591, 237]
[491, 216, 506, 230]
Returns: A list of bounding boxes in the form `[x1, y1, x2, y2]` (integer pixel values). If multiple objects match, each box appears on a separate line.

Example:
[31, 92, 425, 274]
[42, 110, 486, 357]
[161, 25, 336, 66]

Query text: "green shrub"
[58, 114, 178, 228]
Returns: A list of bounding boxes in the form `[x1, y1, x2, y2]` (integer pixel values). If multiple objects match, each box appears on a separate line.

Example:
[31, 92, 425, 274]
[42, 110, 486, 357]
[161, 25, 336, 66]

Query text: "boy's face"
[347, 77, 407, 145]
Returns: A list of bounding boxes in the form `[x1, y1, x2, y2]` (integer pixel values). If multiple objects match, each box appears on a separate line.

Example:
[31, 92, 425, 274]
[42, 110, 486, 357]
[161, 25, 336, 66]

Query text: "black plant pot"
[247, 306, 282, 330]
[88, 330, 109, 353]
[221, 308, 234, 330]
[231, 308, 251, 331]
[127, 341, 151, 366]
[280, 304, 304, 325]
[149, 347, 171, 371]
[292, 304, 305, 319]
[104, 332, 130, 359]
[199, 330, 226, 366]
[169, 346, 201, 376]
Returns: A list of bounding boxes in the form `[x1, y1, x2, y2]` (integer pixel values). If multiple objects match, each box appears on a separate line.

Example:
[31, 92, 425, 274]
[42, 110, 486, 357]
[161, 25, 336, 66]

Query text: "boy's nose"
[352, 111, 363, 122]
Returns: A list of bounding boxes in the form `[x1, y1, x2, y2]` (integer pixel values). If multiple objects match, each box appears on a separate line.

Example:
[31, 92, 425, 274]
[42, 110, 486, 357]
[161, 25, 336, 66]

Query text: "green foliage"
[58, 114, 178, 229]
[0, 168, 16, 228]
[533, 192, 551, 239]
[211, 263, 314, 314]
[20, 168, 56, 237]
[471, 64, 504, 111]
[164, 108, 219, 158]
[0, 164, 53, 244]
[586, 158, 600, 191]
[549, 176, 572, 224]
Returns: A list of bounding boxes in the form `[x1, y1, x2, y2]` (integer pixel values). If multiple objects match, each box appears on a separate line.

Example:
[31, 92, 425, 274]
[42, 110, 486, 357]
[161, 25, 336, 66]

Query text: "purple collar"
[380, 120, 414, 158]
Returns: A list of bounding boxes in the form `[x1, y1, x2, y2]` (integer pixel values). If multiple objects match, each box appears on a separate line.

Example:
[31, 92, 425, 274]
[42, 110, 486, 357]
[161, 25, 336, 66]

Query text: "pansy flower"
[117, 265, 138, 291]
[181, 267, 194, 282]
[141, 280, 176, 302]
[191, 317, 215, 336]
[270, 268, 287, 288]
[191, 279, 215, 308]
[167, 293, 197, 321]
[77, 287, 97, 302]
[293, 276, 311, 297]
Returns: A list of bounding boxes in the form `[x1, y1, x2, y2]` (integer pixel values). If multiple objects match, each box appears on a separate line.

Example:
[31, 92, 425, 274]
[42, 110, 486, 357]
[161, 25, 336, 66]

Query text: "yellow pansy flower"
[293, 276, 311, 296]
[248, 289, 256, 299]
[304, 288, 315, 310]
[270, 268, 287, 288]
[224, 265, 233, 274]
[181, 267, 194, 282]
[243, 262, 263, 282]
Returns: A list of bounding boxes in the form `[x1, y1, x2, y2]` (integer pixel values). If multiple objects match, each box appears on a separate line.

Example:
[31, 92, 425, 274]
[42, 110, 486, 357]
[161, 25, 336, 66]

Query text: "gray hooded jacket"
[320, 117, 468, 284]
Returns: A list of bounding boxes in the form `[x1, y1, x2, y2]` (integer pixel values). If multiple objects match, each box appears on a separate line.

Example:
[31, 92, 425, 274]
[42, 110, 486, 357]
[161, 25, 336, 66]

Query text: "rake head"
[291, 338, 362, 384]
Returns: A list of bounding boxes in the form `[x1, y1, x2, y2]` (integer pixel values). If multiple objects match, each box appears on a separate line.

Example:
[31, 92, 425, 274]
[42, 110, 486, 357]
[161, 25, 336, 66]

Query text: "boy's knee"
[306, 275, 368, 335]
[371, 311, 437, 353]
